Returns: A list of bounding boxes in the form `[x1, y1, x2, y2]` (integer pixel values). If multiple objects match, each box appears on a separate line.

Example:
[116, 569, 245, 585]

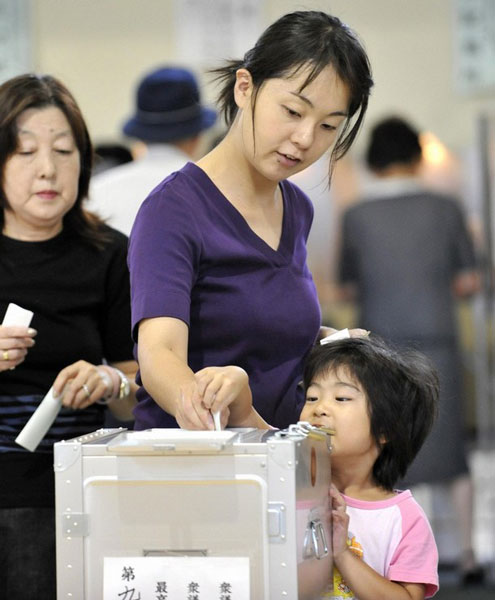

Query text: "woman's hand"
[52, 359, 112, 410]
[195, 365, 249, 416]
[177, 366, 249, 430]
[178, 366, 265, 430]
[176, 379, 219, 430]
[330, 484, 350, 560]
[0, 325, 36, 372]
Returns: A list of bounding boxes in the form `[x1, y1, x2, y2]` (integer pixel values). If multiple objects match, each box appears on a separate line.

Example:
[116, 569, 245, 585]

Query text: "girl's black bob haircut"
[303, 336, 439, 491]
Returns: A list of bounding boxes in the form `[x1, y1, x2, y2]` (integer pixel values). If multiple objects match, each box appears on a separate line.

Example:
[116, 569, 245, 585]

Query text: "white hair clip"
[320, 328, 351, 345]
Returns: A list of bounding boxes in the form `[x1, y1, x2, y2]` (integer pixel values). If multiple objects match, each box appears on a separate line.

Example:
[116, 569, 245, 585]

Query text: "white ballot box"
[54, 424, 333, 599]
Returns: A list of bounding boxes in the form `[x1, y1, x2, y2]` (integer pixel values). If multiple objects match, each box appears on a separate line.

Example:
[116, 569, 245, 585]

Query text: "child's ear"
[379, 434, 387, 445]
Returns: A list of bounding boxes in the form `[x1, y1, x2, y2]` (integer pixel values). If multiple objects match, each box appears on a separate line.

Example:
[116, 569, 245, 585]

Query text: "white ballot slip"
[319, 328, 350, 345]
[212, 410, 222, 431]
[2, 302, 34, 327]
[15, 386, 62, 452]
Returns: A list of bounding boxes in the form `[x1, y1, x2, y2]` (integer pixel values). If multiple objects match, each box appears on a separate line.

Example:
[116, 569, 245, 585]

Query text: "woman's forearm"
[138, 345, 195, 418]
[135, 316, 202, 425]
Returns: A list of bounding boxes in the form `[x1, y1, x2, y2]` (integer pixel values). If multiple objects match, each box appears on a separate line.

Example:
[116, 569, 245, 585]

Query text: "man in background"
[88, 66, 216, 235]
[337, 116, 483, 586]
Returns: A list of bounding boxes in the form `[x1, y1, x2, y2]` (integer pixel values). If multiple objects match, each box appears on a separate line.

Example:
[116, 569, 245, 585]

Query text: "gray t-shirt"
[339, 186, 476, 340]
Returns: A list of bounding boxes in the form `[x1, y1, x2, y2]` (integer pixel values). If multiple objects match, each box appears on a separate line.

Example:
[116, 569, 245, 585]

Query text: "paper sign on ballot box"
[103, 556, 250, 599]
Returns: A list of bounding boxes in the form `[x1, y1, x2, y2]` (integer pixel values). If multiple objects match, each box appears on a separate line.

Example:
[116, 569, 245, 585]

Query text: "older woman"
[0, 74, 137, 599]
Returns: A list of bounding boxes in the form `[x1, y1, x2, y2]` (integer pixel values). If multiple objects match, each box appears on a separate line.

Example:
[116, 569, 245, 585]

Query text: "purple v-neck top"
[128, 162, 321, 429]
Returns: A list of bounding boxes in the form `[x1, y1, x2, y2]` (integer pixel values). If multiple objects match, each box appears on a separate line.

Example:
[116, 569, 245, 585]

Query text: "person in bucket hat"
[88, 66, 216, 235]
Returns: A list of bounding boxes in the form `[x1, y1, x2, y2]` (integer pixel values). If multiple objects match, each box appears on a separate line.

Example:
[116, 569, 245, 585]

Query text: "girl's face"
[233, 64, 350, 183]
[2, 106, 80, 238]
[301, 366, 380, 464]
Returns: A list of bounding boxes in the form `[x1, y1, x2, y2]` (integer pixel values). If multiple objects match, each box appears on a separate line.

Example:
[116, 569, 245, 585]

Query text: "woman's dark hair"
[0, 73, 108, 248]
[303, 337, 439, 491]
[211, 11, 373, 178]
[366, 116, 422, 171]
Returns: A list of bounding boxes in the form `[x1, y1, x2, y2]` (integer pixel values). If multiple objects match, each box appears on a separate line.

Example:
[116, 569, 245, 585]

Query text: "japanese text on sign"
[104, 557, 249, 599]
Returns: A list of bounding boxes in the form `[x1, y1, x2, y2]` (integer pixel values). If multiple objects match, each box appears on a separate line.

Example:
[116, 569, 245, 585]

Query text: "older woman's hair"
[0, 73, 107, 247]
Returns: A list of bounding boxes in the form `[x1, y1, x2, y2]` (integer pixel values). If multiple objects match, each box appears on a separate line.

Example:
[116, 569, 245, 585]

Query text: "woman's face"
[2, 106, 80, 238]
[234, 64, 350, 183]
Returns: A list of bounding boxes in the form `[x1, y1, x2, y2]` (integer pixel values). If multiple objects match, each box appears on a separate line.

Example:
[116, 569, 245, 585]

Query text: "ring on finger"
[2, 350, 9, 361]
[81, 383, 91, 399]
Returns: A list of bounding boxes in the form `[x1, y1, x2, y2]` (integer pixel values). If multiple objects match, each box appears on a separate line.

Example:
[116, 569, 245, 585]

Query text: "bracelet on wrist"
[96, 366, 130, 404]
[96, 367, 115, 405]
[113, 367, 131, 400]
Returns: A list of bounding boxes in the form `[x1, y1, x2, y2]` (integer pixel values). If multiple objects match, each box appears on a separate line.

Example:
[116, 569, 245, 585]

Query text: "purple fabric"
[128, 162, 321, 429]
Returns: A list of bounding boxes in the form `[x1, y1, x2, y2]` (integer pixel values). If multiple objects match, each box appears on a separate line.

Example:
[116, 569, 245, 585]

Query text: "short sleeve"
[128, 176, 202, 341]
[388, 502, 439, 598]
[100, 231, 134, 362]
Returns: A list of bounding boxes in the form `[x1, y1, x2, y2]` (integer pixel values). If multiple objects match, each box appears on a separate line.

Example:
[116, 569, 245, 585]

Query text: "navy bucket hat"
[123, 66, 217, 142]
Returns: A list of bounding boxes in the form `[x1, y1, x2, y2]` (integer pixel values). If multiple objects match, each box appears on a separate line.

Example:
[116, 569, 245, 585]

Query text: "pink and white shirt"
[325, 490, 439, 599]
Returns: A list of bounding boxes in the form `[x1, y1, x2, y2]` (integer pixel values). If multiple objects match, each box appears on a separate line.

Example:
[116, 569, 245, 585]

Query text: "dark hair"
[0, 73, 108, 248]
[211, 11, 373, 178]
[93, 143, 133, 176]
[366, 116, 422, 171]
[303, 336, 438, 491]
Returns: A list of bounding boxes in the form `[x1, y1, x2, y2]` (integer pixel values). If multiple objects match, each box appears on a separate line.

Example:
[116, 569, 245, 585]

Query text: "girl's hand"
[52, 360, 111, 410]
[0, 325, 36, 372]
[330, 484, 350, 559]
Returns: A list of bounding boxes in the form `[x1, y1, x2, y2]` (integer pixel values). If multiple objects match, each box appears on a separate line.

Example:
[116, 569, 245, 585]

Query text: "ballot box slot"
[143, 548, 208, 557]
[106, 428, 240, 454]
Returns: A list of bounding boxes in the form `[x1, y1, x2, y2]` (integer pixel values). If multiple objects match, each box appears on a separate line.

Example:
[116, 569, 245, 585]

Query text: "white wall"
[28, 0, 495, 154]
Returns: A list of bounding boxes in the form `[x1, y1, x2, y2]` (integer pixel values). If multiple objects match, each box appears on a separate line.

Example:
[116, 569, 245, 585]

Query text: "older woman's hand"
[0, 325, 36, 372]
[53, 359, 111, 409]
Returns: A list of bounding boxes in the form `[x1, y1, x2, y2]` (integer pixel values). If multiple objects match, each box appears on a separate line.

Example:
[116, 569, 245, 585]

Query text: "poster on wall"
[174, 0, 262, 67]
[453, 0, 495, 94]
[0, 0, 32, 84]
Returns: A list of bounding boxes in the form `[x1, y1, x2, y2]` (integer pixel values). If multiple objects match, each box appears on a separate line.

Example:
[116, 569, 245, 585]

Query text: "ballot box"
[54, 423, 332, 599]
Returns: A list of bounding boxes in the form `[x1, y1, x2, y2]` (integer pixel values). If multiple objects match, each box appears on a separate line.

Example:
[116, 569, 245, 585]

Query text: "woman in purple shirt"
[128, 10, 373, 430]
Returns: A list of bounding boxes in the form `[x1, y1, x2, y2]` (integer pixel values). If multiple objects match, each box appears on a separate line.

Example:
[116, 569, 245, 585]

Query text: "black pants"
[0, 506, 56, 599]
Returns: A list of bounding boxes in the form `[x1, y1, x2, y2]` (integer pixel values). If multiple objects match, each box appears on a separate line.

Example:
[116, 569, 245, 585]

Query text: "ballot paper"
[212, 410, 222, 431]
[319, 328, 350, 345]
[2, 302, 34, 327]
[4, 303, 63, 452]
[15, 386, 62, 452]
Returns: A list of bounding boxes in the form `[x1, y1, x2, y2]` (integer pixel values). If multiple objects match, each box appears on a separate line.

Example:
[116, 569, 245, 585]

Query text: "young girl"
[198, 335, 440, 598]
[128, 10, 373, 432]
[301, 336, 440, 599]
